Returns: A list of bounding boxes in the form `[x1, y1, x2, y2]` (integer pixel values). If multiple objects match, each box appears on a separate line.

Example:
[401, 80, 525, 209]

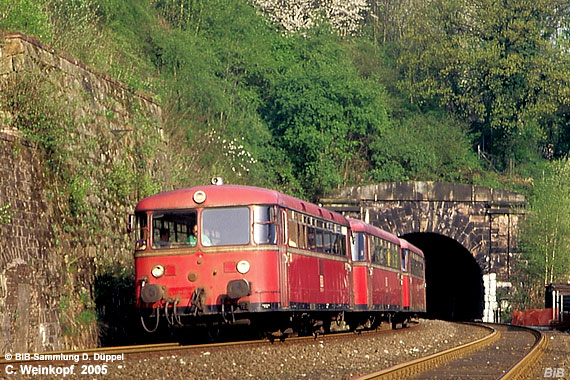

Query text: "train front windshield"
[138, 205, 277, 249]
[202, 207, 250, 246]
[152, 210, 198, 248]
[202, 206, 277, 246]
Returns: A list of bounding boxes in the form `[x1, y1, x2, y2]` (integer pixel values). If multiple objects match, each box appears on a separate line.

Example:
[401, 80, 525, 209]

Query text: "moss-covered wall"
[0, 33, 169, 351]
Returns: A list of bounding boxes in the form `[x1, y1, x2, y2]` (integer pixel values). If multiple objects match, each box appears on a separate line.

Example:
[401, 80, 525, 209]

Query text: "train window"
[332, 234, 346, 256]
[337, 233, 346, 257]
[351, 232, 366, 261]
[135, 213, 148, 250]
[323, 231, 332, 254]
[307, 226, 316, 250]
[315, 229, 324, 252]
[253, 206, 277, 245]
[389, 243, 399, 269]
[288, 212, 299, 247]
[202, 207, 250, 246]
[401, 249, 408, 272]
[299, 219, 307, 249]
[151, 211, 197, 249]
[411, 254, 425, 278]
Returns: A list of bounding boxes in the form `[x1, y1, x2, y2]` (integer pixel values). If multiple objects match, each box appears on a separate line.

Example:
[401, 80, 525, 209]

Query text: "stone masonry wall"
[0, 132, 62, 352]
[0, 34, 169, 351]
[322, 182, 525, 282]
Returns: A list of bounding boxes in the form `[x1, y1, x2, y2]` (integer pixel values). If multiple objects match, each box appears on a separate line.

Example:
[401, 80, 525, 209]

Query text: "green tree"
[515, 158, 570, 307]
[260, 28, 391, 198]
[369, 110, 479, 182]
[399, 0, 570, 170]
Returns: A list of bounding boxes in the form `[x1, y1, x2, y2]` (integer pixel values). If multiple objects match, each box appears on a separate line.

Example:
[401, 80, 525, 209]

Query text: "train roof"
[135, 184, 349, 225]
[347, 218, 400, 245]
[399, 238, 424, 257]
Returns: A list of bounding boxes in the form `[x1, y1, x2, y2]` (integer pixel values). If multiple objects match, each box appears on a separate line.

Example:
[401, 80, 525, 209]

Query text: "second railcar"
[347, 218, 426, 328]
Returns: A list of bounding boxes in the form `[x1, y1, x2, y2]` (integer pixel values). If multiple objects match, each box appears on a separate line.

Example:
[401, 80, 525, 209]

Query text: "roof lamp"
[193, 190, 206, 204]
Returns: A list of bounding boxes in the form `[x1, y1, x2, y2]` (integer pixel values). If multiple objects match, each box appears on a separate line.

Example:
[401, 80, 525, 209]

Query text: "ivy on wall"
[0, 65, 166, 347]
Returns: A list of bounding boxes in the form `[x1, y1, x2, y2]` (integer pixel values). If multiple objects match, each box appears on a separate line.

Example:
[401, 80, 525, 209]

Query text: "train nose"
[141, 284, 164, 303]
[227, 279, 251, 299]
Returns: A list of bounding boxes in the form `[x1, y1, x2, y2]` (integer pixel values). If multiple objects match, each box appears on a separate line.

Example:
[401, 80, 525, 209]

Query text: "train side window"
[323, 231, 332, 254]
[298, 215, 307, 249]
[307, 225, 316, 251]
[401, 249, 408, 272]
[135, 213, 149, 250]
[337, 231, 347, 257]
[351, 232, 366, 261]
[374, 238, 389, 266]
[369, 237, 377, 263]
[288, 211, 299, 247]
[253, 205, 277, 245]
[315, 228, 324, 253]
[387, 242, 399, 269]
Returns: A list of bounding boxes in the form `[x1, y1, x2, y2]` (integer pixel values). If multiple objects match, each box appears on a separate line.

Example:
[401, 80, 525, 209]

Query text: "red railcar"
[132, 184, 352, 333]
[348, 218, 425, 328]
[399, 238, 426, 315]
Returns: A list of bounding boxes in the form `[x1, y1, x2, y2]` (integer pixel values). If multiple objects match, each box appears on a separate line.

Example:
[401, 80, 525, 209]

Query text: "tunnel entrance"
[401, 232, 483, 321]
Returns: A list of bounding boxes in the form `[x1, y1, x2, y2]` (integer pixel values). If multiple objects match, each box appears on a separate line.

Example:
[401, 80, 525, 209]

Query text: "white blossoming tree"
[250, 0, 370, 36]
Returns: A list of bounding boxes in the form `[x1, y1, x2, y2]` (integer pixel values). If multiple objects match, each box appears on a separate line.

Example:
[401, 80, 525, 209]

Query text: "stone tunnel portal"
[402, 232, 484, 321]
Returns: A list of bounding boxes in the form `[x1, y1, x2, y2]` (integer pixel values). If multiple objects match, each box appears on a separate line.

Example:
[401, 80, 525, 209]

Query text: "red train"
[130, 184, 425, 335]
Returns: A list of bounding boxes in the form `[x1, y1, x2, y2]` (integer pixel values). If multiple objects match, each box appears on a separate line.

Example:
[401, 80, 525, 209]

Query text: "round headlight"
[151, 265, 165, 278]
[193, 190, 206, 204]
[236, 260, 250, 274]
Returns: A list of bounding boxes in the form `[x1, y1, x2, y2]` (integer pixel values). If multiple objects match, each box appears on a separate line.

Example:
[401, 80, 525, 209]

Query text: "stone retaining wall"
[0, 33, 168, 351]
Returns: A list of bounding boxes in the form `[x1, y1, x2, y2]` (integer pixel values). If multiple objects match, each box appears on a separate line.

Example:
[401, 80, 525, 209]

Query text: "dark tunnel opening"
[401, 232, 484, 321]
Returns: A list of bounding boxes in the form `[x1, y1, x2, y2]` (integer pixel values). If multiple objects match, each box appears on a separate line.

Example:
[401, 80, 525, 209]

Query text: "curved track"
[353, 324, 546, 380]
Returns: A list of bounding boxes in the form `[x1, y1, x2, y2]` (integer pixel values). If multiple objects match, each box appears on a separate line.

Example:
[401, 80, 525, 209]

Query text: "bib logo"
[544, 368, 565, 378]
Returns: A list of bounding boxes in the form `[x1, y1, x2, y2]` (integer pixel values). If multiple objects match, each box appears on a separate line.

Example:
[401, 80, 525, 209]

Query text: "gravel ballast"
[523, 329, 570, 380]
[7, 319, 490, 380]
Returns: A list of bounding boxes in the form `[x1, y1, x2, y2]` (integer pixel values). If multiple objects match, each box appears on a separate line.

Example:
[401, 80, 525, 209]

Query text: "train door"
[278, 208, 290, 308]
[366, 236, 373, 308]
[351, 231, 371, 309]
[401, 249, 411, 310]
[343, 226, 354, 309]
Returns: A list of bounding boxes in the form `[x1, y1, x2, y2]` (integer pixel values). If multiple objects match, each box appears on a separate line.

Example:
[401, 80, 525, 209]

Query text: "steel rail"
[351, 323, 499, 380]
[352, 323, 547, 380]
[497, 325, 548, 380]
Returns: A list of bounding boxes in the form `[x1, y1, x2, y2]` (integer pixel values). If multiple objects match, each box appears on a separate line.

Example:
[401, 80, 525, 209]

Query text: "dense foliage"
[2, 0, 570, 307]
[514, 159, 570, 308]
[0, 0, 484, 199]
[399, 0, 570, 172]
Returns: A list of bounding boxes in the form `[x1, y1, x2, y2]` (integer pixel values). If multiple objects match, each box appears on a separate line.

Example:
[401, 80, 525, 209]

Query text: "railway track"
[0, 323, 408, 366]
[353, 324, 547, 380]
[2, 321, 531, 379]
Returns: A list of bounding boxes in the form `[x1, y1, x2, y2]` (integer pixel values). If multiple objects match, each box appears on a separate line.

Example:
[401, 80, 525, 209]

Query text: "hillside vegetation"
[2, 0, 570, 311]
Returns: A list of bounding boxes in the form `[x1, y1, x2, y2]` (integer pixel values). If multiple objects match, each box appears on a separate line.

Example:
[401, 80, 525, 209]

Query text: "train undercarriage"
[139, 299, 418, 341]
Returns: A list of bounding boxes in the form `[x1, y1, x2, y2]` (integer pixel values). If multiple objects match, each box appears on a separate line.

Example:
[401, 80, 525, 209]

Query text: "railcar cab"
[131, 185, 282, 332]
[130, 183, 352, 335]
